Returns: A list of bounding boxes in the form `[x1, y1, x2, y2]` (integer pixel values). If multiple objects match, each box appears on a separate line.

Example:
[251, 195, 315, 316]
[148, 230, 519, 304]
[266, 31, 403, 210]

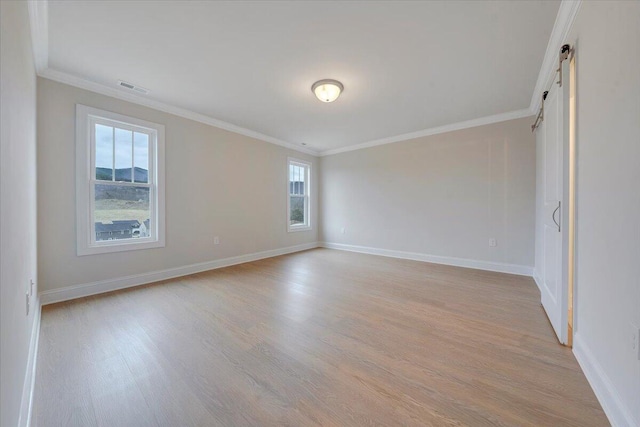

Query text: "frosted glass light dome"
[311, 79, 344, 103]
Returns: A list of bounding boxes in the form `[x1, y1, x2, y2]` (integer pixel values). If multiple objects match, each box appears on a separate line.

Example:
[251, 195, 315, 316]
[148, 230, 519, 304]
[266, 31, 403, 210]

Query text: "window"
[287, 158, 311, 232]
[76, 105, 165, 255]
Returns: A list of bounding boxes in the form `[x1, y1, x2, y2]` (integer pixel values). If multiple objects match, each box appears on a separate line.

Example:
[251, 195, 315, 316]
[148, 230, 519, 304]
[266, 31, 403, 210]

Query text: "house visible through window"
[76, 105, 165, 255]
[288, 158, 311, 232]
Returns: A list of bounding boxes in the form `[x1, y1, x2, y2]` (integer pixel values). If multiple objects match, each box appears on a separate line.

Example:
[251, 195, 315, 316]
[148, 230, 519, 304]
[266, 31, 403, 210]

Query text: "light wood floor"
[33, 249, 608, 426]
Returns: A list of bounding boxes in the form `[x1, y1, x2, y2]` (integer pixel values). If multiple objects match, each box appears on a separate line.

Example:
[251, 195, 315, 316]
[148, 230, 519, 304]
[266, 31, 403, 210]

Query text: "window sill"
[77, 238, 164, 256]
[288, 225, 312, 233]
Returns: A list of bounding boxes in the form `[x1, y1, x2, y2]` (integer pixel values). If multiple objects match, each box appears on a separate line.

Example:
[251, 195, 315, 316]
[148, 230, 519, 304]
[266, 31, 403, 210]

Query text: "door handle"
[552, 201, 561, 232]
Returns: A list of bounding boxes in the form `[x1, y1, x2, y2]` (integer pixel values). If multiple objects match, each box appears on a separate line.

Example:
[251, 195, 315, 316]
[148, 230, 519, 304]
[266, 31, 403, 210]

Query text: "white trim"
[319, 109, 533, 157]
[76, 105, 166, 256]
[26, 3, 316, 157]
[533, 273, 544, 294]
[573, 334, 637, 427]
[529, 0, 582, 114]
[18, 298, 41, 427]
[320, 242, 534, 276]
[287, 157, 312, 232]
[287, 225, 312, 233]
[27, 1, 48, 74]
[41, 64, 533, 159]
[27, 0, 579, 159]
[39, 242, 320, 305]
[39, 68, 319, 156]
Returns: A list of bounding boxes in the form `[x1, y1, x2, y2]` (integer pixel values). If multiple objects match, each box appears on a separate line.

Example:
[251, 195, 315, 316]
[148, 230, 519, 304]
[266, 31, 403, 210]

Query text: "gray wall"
[37, 78, 318, 293]
[565, 1, 640, 424]
[320, 117, 536, 269]
[0, 2, 39, 426]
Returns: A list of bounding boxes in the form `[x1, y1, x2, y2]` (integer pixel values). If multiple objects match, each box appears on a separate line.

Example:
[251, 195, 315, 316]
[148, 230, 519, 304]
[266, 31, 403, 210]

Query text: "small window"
[76, 105, 165, 255]
[287, 158, 311, 232]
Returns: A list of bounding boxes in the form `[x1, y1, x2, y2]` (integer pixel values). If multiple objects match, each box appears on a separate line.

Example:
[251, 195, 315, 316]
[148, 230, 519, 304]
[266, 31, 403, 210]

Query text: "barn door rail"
[531, 91, 548, 132]
[531, 44, 572, 132]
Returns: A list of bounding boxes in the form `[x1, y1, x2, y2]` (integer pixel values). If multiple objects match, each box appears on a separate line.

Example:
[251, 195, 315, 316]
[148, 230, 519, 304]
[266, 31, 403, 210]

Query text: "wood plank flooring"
[33, 248, 608, 426]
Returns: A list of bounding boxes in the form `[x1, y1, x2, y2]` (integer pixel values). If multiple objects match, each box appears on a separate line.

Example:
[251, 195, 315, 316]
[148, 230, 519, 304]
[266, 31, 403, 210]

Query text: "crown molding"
[39, 69, 319, 156]
[319, 108, 533, 157]
[29, 0, 560, 158]
[529, 0, 583, 114]
[27, 0, 48, 74]
[28, 0, 317, 157]
[42, 66, 532, 159]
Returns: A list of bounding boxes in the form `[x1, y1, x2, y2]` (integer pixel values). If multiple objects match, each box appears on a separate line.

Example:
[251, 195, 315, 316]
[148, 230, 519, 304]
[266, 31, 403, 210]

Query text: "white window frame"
[76, 104, 165, 256]
[287, 157, 311, 232]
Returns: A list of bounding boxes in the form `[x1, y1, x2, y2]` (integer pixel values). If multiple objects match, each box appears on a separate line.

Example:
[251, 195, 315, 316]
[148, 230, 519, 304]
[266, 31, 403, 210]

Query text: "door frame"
[558, 51, 574, 346]
[566, 53, 577, 347]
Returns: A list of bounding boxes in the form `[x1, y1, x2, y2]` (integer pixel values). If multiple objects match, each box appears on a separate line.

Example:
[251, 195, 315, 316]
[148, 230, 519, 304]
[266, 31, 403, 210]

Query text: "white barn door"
[536, 59, 570, 345]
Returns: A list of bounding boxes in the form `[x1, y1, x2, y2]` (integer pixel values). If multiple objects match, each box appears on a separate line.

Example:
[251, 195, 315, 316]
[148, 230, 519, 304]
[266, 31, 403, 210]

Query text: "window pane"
[299, 166, 305, 195]
[94, 184, 150, 241]
[134, 132, 149, 183]
[290, 195, 305, 225]
[95, 124, 113, 180]
[114, 128, 133, 182]
[289, 165, 306, 196]
[289, 164, 295, 194]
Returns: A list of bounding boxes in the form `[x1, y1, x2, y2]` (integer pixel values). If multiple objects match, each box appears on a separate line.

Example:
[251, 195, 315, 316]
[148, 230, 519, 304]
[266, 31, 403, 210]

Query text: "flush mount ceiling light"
[311, 79, 344, 103]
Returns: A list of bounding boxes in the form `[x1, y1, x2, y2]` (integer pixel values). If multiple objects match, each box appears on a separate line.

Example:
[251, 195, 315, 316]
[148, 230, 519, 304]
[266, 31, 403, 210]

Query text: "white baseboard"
[573, 334, 637, 427]
[39, 242, 319, 305]
[33, 242, 635, 427]
[532, 273, 543, 293]
[18, 298, 41, 427]
[319, 242, 534, 276]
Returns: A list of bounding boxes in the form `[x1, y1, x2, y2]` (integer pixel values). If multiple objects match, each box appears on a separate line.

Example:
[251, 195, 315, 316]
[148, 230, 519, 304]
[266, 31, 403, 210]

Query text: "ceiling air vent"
[118, 80, 149, 95]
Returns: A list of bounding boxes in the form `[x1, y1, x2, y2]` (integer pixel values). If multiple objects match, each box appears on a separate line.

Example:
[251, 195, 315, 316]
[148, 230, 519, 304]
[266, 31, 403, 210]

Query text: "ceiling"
[45, 1, 560, 154]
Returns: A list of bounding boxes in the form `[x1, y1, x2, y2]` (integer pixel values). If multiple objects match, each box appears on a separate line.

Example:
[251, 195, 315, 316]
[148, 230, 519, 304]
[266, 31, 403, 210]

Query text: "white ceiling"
[45, 1, 560, 154]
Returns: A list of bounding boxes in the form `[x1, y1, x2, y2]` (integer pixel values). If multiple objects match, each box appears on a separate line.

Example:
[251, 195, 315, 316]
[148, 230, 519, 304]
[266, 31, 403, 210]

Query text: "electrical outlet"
[214, 236, 220, 245]
[489, 238, 497, 247]
[341, 227, 346, 234]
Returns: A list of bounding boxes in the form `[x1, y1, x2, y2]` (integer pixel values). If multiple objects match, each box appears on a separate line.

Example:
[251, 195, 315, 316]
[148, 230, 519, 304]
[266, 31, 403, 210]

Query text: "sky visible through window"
[289, 164, 306, 184]
[95, 124, 149, 177]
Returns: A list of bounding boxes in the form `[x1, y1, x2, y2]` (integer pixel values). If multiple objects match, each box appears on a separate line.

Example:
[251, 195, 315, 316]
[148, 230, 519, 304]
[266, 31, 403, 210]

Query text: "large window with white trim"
[288, 158, 311, 232]
[76, 105, 165, 255]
